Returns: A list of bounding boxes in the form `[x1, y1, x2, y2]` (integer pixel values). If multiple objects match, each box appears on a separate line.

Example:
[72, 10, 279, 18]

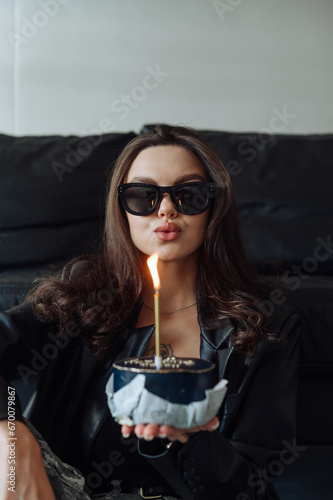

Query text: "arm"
[0, 302, 66, 420]
[0, 303, 37, 420]
[0, 419, 56, 500]
[137, 311, 301, 500]
[0, 303, 56, 499]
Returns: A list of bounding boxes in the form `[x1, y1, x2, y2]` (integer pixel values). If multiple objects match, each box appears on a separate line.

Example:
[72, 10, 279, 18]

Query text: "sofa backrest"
[198, 130, 333, 275]
[2, 128, 332, 276]
[0, 132, 136, 273]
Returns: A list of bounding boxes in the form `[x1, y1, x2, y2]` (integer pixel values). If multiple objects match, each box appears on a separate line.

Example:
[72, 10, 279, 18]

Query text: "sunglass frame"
[117, 181, 216, 216]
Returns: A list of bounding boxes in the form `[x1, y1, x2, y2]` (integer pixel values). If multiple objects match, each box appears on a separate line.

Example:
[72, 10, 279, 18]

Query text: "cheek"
[126, 215, 150, 250]
[187, 214, 209, 249]
[127, 215, 141, 239]
[194, 213, 210, 239]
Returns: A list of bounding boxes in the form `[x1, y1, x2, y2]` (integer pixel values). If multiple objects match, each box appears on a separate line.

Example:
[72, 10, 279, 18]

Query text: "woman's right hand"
[0, 419, 56, 500]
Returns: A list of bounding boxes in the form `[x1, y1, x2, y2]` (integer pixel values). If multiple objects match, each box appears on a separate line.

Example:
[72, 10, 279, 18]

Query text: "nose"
[157, 193, 177, 218]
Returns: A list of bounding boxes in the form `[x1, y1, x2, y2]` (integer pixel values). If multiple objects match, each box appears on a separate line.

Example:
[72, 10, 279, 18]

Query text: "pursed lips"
[154, 223, 182, 241]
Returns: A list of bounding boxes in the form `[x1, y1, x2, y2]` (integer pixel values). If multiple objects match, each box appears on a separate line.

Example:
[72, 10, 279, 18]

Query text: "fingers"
[121, 424, 134, 438]
[199, 416, 220, 431]
[160, 418, 219, 443]
[135, 423, 160, 440]
[120, 417, 220, 444]
[131, 423, 189, 443]
[157, 425, 181, 440]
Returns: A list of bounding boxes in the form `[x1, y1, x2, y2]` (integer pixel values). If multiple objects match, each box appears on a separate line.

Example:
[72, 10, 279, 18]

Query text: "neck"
[142, 255, 198, 311]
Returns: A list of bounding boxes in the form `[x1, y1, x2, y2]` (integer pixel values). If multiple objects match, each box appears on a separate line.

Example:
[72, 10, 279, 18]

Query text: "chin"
[157, 247, 200, 263]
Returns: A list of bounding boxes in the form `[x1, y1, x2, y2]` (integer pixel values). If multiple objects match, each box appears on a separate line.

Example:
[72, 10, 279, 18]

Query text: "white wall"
[1, 0, 332, 136]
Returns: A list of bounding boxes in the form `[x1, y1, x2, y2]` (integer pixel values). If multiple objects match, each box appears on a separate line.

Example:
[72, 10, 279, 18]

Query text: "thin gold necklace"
[143, 302, 197, 315]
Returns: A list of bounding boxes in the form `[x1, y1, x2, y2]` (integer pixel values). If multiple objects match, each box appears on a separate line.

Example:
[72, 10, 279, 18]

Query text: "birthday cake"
[106, 355, 228, 428]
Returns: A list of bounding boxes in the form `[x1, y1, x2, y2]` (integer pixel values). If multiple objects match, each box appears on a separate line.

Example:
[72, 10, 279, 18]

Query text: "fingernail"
[143, 435, 154, 441]
[158, 433, 167, 439]
[122, 433, 130, 438]
[211, 420, 220, 430]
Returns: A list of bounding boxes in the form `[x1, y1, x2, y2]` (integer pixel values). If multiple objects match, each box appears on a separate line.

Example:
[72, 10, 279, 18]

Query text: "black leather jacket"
[0, 302, 300, 500]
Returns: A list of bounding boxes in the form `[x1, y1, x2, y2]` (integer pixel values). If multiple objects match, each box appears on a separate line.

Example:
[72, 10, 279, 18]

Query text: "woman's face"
[124, 145, 210, 263]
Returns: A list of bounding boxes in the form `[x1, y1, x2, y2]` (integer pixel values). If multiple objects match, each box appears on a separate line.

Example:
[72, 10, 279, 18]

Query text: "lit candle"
[147, 252, 162, 369]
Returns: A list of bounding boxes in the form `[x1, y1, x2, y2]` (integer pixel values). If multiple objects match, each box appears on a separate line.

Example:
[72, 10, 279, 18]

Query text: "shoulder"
[250, 304, 301, 370]
[269, 303, 301, 342]
[60, 259, 90, 281]
[4, 301, 36, 322]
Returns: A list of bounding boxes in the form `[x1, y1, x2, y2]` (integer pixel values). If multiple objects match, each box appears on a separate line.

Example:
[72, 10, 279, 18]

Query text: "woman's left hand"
[121, 416, 219, 444]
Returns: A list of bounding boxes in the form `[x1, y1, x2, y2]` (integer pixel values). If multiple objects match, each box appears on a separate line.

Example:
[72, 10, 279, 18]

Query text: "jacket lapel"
[200, 318, 235, 381]
[114, 324, 155, 361]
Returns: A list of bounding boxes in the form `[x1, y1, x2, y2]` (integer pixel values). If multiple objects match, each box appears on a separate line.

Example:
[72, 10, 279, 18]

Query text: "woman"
[0, 125, 300, 500]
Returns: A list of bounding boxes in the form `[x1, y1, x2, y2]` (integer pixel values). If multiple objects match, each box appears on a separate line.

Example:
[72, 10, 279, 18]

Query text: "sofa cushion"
[0, 266, 62, 311]
[283, 275, 333, 444]
[283, 276, 333, 369]
[0, 132, 136, 273]
[199, 130, 333, 275]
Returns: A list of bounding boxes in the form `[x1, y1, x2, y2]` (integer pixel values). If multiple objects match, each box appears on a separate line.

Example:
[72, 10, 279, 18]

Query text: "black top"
[78, 362, 169, 493]
[0, 302, 301, 500]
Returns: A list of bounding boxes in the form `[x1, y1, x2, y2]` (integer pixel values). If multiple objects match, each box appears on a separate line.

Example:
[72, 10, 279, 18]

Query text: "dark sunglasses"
[118, 182, 216, 216]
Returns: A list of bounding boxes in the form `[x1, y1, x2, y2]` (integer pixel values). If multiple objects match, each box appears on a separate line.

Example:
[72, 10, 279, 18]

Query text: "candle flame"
[147, 252, 160, 291]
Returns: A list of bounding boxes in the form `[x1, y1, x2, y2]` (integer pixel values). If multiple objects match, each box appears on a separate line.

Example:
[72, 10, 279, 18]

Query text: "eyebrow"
[127, 173, 207, 184]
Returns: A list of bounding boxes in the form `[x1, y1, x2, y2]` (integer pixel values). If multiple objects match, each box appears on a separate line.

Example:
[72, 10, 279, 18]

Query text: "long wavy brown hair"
[27, 124, 277, 357]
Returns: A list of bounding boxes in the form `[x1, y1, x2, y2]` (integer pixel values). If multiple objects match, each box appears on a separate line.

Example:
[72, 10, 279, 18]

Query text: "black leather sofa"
[1, 127, 332, 499]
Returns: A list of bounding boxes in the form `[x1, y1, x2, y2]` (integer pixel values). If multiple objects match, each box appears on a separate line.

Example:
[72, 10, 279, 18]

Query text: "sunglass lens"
[174, 185, 209, 215]
[125, 186, 158, 214]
